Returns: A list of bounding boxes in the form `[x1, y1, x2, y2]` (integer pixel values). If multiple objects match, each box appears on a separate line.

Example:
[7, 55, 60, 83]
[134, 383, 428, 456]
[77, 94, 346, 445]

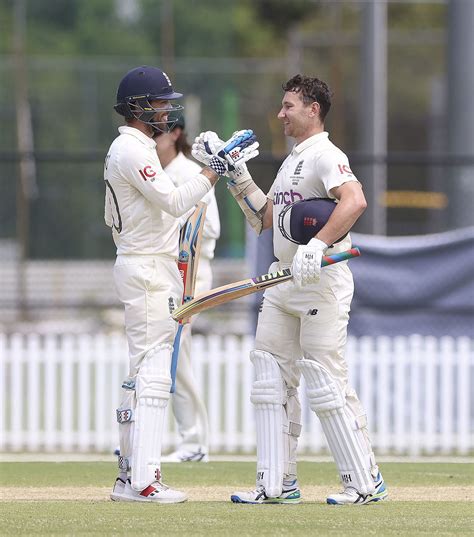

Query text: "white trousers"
[113, 254, 182, 376]
[170, 257, 212, 451]
[255, 260, 366, 421]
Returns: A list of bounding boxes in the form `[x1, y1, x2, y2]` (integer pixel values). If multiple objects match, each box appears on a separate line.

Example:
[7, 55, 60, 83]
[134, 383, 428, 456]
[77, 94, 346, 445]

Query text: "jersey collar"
[118, 125, 156, 148]
[292, 131, 329, 154]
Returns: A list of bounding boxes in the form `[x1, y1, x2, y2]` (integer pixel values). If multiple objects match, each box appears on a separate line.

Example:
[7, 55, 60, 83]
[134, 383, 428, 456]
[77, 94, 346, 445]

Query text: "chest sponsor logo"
[139, 165, 157, 181]
[273, 189, 304, 206]
[337, 164, 353, 177]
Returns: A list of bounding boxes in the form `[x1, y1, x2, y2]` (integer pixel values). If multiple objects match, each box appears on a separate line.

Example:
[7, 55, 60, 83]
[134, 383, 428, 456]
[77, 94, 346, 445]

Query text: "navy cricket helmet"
[278, 197, 347, 245]
[114, 65, 184, 133]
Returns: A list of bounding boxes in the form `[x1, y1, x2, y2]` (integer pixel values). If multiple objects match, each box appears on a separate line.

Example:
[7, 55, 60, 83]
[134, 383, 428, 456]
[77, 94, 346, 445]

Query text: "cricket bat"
[172, 248, 361, 323]
[170, 202, 207, 393]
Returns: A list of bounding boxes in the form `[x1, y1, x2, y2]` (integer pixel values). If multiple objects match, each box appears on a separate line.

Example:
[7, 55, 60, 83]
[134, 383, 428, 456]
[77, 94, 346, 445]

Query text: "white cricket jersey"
[165, 152, 221, 260]
[104, 126, 212, 256]
[268, 131, 359, 263]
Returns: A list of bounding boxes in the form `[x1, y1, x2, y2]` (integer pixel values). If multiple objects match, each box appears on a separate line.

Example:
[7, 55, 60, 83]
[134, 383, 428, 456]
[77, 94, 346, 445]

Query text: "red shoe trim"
[140, 485, 156, 497]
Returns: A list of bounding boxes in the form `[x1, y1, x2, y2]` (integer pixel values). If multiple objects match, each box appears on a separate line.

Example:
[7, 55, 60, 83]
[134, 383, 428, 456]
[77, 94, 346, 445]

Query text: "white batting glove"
[192, 130, 259, 177]
[192, 131, 232, 176]
[291, 238, 328, 289]
[219, 130, 259, 171]
[191, 131, 221, 169]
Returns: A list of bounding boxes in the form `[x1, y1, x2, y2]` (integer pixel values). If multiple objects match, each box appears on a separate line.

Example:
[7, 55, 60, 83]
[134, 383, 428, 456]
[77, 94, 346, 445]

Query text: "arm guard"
[227, 168, 268, 235]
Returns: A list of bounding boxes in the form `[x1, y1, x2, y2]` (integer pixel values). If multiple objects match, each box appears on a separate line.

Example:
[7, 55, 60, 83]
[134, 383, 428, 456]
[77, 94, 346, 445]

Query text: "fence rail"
[0, 333, 472, 455]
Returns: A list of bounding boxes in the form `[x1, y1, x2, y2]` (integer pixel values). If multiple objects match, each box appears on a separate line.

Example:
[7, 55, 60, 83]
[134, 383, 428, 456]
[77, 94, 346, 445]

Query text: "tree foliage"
[0, 1, 450, 257]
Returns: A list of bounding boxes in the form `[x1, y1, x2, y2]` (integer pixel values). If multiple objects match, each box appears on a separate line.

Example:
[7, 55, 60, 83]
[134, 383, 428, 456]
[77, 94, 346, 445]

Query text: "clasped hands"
[191, 130, 259, 178]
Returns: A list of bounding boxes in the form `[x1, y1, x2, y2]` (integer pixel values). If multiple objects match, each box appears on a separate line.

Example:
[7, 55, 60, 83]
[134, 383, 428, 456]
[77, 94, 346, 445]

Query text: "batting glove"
[192, 130, 259, 177]
[291, 238, 328, 289]
[218, 129, 259, 171]
[192, 131, 220, 166]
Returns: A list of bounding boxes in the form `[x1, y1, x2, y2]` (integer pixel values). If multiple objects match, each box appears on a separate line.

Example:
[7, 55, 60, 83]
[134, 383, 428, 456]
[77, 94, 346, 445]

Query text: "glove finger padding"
[291, 238, 328, 288]
[192, 131, 223, 167]
[219, 131, 259, 170]
[203, 131, 222, 155]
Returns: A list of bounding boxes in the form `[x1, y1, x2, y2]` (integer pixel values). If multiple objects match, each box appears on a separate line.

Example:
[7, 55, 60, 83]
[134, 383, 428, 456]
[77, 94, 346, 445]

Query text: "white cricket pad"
[250, 350, 286, 497]
[131, 344, 172, 491]
[116, 382, 135, 473]
[296, 359, 375, 496]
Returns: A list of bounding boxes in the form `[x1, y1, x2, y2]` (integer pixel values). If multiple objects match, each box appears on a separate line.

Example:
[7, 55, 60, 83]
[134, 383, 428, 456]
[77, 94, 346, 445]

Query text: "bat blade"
[178, 203, 206, 305]
[172, 247, 361, 322]
[170, 201, 207, 393]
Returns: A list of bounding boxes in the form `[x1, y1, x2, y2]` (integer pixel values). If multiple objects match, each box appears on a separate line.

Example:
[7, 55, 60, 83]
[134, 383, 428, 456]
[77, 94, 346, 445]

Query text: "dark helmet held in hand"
[278, 197, 347, 245]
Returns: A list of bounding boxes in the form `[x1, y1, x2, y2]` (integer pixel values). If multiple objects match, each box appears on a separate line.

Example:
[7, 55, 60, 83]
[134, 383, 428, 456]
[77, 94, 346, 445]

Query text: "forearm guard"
[227, 169, 268, 235]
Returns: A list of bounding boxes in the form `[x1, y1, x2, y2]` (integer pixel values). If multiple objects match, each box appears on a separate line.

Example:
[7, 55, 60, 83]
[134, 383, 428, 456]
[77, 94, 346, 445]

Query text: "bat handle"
[321, 247, 361, 266]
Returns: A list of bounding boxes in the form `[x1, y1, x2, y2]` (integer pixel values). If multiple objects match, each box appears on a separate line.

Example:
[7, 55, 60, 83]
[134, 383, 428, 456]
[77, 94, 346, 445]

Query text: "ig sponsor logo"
[139, 165, 157, 181]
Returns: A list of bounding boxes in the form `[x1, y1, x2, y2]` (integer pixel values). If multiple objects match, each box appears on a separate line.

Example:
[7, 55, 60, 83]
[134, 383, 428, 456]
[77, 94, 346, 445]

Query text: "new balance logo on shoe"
[307, 309, 318, 316]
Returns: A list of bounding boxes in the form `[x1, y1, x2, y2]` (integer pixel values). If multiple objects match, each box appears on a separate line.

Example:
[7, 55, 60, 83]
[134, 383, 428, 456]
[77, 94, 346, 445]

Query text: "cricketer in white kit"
[104, 65, 221, 504]
[156, 119, 221, 462]
[192, 74, 388, 505]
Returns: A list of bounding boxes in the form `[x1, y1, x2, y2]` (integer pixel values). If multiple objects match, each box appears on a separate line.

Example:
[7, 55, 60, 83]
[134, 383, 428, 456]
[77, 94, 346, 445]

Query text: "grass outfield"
[1, 461, 473, 536]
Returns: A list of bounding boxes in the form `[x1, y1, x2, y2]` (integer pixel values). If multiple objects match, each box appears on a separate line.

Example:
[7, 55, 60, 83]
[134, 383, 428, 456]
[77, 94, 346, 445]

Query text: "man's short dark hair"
[283, 75, 332, 121]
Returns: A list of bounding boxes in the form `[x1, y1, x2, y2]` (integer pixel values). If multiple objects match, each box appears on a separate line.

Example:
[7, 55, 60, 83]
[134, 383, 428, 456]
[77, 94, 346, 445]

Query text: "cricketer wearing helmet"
[156, 116, 221, 463]
[105, 66, 238, 504]
[191, 74, 388, 505]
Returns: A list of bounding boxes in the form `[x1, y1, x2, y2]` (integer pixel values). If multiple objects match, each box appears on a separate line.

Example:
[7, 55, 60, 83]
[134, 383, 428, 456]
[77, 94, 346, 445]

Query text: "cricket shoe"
[326, 472, 388, 505]
[110, 473, 127, 501]
[161, 447, 209, 463]
[112, 478, 187, 503]
[231, 484, 301, 504]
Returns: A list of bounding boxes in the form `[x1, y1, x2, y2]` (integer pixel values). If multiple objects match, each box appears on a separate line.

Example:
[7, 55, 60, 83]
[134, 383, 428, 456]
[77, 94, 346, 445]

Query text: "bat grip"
[321, 247, 361, 266]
